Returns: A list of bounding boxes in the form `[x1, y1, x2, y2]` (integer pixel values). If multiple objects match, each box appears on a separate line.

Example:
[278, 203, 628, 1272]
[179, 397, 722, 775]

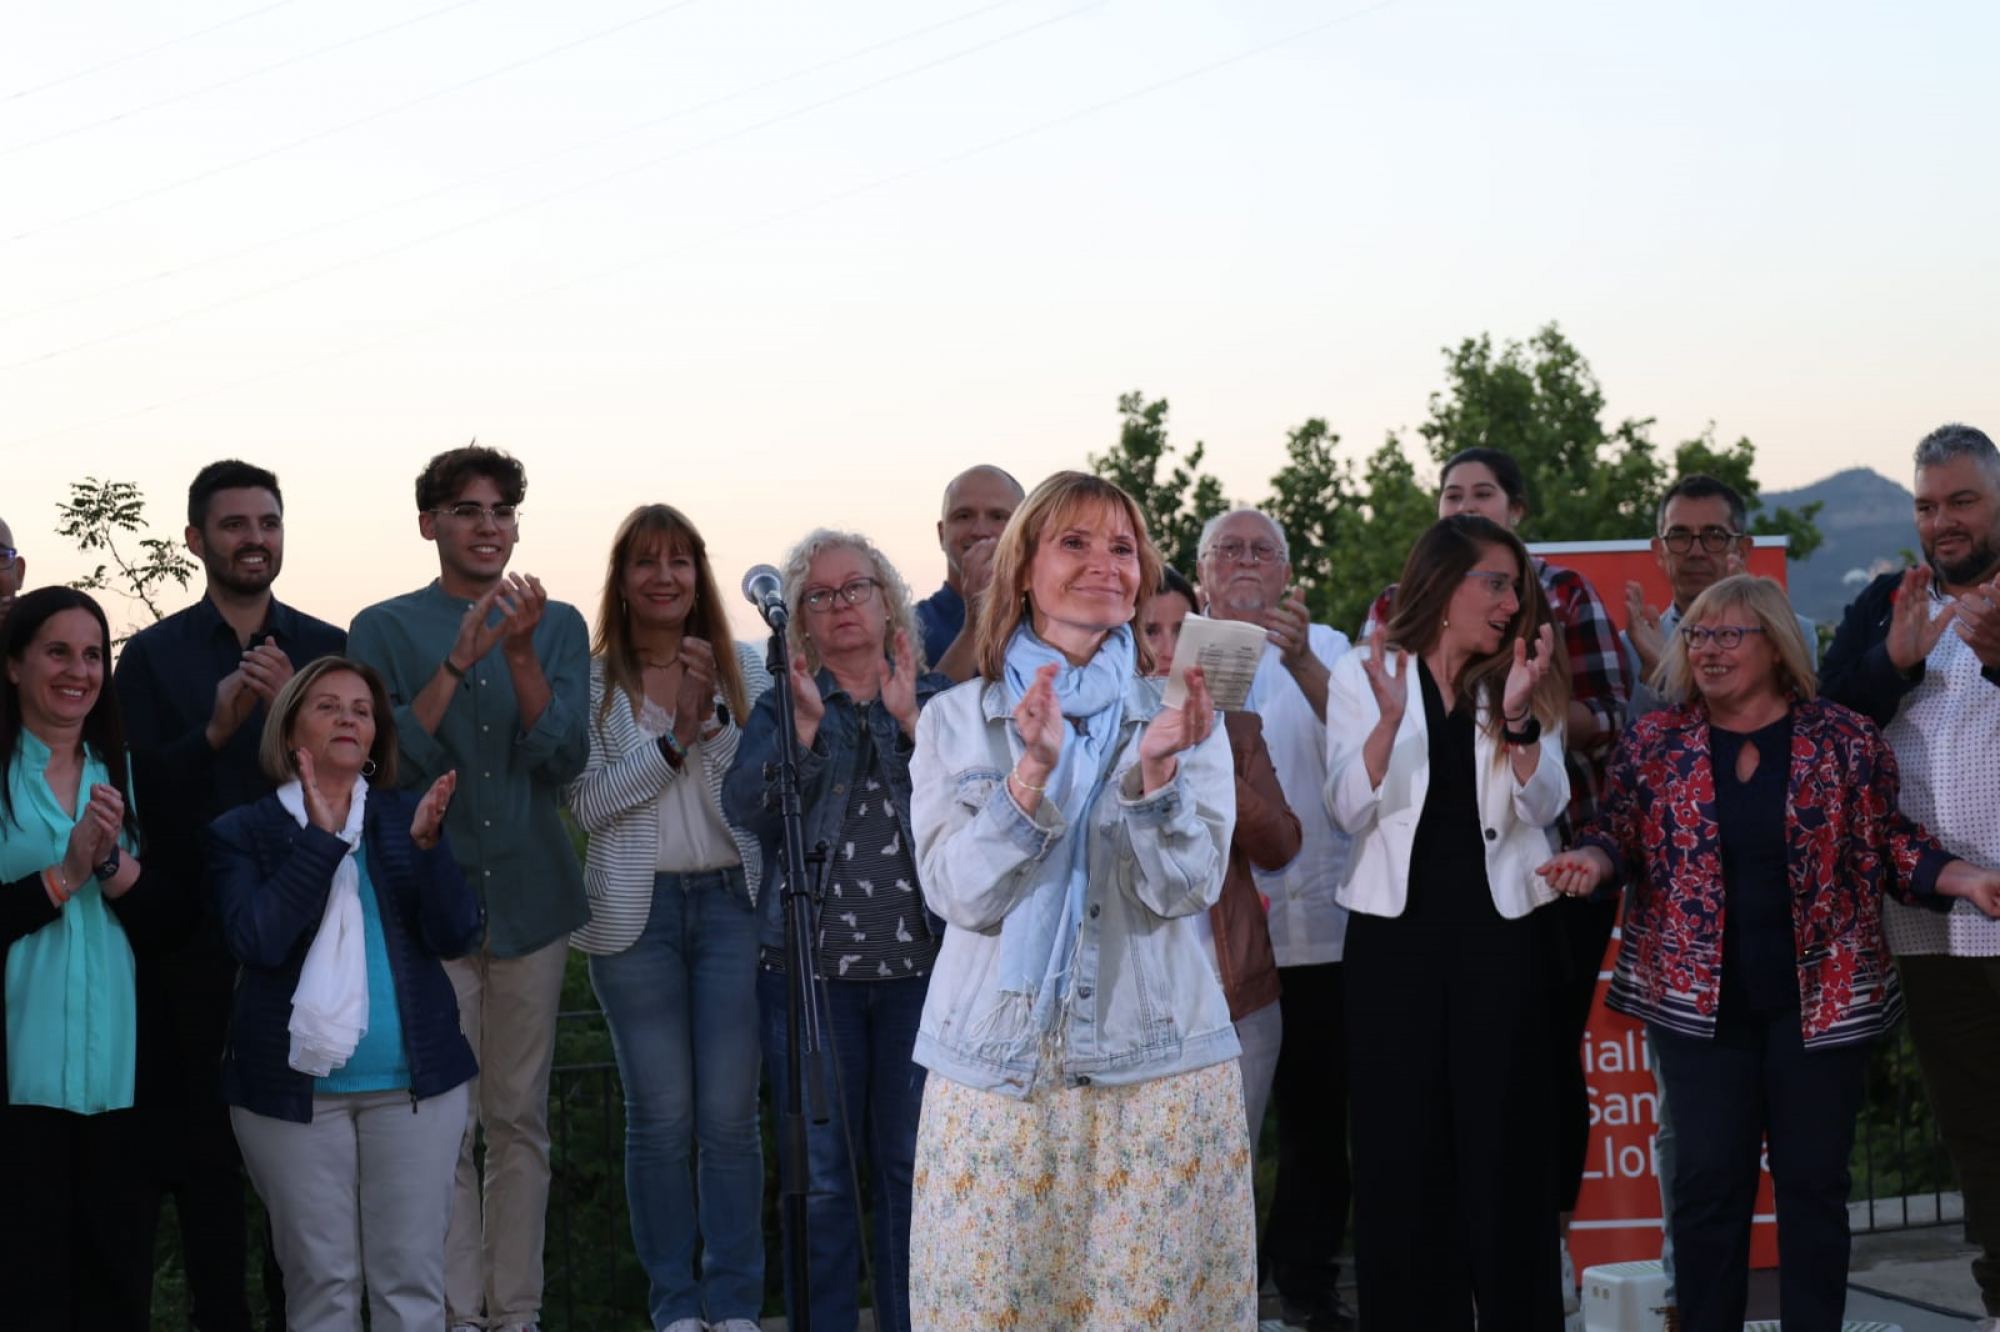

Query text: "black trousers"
[1263, 960, 1352, 1301]
[1899, 954, 2000, 1316]
[0, 1103, 160, 1332]
[1649, 1014, 1869, 1332]
[1345, 909, 1562, 1332]
[1548, 894, 1620, 1212]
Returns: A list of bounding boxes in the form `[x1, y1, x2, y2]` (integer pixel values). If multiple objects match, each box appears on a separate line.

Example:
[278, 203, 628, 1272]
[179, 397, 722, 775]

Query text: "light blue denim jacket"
[909, 674, 1238, 1097]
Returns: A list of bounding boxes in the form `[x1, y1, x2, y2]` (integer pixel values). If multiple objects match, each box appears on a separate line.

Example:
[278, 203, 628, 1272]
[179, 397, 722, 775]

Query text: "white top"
[1882, 595, 2000, 957]
[1247, 623, 1354, 967]
[636, 697, 741, 874]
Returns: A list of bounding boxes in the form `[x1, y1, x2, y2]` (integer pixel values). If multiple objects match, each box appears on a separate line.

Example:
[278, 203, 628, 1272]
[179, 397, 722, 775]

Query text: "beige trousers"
[442, 936, 569, 1328]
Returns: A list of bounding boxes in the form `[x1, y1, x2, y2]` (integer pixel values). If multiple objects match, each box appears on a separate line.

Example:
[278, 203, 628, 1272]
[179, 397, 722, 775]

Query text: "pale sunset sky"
[5, 0, 1994, 640]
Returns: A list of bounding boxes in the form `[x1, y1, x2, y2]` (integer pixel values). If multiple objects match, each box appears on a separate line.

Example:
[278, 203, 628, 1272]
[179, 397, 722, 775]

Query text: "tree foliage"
[1088, 324, 1824, 639]
[1088, 392, 1227, 577]
[54, 477, 196, 644]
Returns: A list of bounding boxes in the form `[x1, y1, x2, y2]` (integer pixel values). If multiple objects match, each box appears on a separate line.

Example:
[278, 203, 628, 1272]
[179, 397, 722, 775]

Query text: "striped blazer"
[565, 643, 772, 956]
[1582, 695, 1953, 1049]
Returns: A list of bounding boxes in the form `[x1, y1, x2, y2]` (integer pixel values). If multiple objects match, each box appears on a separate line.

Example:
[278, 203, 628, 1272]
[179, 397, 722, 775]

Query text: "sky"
[5, 0, 1996, 641]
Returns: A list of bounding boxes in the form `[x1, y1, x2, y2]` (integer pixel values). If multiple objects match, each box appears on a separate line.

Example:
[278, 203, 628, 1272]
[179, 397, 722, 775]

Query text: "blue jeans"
[590, 870, 764, 1329]
[757, 966, 929, 1332]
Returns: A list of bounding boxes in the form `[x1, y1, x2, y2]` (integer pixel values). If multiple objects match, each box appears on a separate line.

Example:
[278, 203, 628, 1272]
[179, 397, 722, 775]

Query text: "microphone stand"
[761, 613, 830, 1332]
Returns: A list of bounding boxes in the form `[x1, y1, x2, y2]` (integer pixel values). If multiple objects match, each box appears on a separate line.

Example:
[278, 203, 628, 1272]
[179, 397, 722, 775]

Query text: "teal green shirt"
[315, 849, 410, 1094]
[349, 581, 590, 957]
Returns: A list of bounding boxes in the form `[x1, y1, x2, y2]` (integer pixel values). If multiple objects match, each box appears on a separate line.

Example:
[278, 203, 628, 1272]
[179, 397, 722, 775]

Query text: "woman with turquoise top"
[208, 655, 481, 1332]
[0, 587, 184, 1331]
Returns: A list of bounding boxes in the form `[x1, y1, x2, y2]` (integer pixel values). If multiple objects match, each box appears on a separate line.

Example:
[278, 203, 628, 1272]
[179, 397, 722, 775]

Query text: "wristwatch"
[93, 846, 122, 882]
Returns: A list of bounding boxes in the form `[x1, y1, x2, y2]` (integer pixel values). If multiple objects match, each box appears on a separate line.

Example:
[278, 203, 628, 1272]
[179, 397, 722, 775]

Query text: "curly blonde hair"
[779, 529, 924, 674]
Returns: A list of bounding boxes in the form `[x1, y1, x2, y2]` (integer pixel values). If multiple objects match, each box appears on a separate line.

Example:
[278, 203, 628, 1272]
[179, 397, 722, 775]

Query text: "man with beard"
[1196, 506, 1356, 1332]
[0, 514, 25, 628]
[915, 463, 1024, 680]
[1822, 423, 2000, 1331]
[116, 459, 345, 1332]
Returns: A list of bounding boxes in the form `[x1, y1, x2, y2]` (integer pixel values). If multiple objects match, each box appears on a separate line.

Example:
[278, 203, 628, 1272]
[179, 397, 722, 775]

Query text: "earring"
[361, 758, 378, 778]
[1441, 618, 1450, 628]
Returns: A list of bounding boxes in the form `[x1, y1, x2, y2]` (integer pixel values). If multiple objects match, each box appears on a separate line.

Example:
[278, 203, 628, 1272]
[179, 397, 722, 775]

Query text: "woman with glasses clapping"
[723, 529, 950, 1332]
[1539, 574, 2000, 1332]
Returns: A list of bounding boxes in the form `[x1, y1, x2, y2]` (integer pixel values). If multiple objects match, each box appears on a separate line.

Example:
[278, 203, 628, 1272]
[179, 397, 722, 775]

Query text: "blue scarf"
[2, 731, 138, 1113]
[992, 622, 1133, 1040]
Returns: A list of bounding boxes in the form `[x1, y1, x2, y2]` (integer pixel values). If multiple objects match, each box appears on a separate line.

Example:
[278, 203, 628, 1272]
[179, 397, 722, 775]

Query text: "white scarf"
[276, 775, 369, 1077]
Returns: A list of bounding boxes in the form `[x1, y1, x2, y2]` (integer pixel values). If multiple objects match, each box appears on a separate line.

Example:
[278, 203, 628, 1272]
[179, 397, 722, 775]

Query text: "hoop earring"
[361, 758, 378, 778]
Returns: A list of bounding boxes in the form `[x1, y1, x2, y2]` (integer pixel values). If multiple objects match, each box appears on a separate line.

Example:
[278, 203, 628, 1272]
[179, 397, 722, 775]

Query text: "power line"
[2, 0, 490, 158]
[7, 0, 703, 241]
[2, 0, 1399, 449]
[0, 0, 1026, 327]
[0, 0, 1088, 368]
[4, 0, 316, 102]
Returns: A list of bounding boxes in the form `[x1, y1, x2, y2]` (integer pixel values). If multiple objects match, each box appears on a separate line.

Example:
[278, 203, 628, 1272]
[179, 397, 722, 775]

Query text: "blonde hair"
[780, 529, 923, 674]
[1658, 574, 1818, 705]
[259, 656, 399, 787]
[972, 471, 1164, 680]
[592, 505, 750, 727]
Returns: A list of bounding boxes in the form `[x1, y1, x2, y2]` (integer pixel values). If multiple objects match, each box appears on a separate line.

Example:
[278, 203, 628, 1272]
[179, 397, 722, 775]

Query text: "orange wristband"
[42, 864, 70, 906]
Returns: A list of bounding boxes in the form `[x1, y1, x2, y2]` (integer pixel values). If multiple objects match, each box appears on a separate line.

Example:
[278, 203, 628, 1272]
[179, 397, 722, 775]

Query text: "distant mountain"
[1763, 468, 1915, 623]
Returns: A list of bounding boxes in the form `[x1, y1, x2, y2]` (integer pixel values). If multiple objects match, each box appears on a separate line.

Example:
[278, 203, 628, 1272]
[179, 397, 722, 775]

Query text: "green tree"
[1671, 426, 1824, 561]
[1263, 421, 1434, 636]
[55, 477, 195, 644]
[1088, 391, 1228, 576]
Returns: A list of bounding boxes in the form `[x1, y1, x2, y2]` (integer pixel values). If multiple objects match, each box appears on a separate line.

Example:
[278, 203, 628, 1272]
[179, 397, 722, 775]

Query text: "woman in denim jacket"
[904, 472, 1253, 1330]
[722, 529, 949, 1332]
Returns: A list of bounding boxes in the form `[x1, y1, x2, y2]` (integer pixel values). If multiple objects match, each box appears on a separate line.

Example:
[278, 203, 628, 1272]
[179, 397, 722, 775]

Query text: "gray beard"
[1930, 537, 2000, 588]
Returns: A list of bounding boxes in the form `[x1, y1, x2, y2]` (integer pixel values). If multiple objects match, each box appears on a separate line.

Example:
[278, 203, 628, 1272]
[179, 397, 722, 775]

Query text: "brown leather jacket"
[1213, 712, 1300, 1020]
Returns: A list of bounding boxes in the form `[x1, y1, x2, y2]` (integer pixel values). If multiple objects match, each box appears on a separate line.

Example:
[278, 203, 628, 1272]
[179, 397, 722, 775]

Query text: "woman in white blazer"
[564, 504, 771, 1332]
[1324, 514, 1570, 1332]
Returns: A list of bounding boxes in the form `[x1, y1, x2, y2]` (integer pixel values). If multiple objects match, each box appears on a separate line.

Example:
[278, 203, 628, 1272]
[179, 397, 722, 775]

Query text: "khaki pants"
[443, 937, 569, 1328]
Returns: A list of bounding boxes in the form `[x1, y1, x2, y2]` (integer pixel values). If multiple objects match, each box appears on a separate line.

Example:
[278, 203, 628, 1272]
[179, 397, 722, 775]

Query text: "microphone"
[741, 564, 789, 628]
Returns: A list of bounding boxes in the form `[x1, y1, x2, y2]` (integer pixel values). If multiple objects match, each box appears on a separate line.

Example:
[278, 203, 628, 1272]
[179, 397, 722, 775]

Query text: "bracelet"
[42, 864, 70, 906]
[1502, 714, 1543, 747]
[441, 656, 469, 682]
[1009, 763, 1048, 794]
[657, 730, 687, 769]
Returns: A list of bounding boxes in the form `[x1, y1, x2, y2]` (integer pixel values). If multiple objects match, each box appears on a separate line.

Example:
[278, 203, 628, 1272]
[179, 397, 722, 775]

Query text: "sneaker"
[1560, 1241, 1580, 1316]
[710, 1321, 762, 1332]
[660, 1321, 705, 1332]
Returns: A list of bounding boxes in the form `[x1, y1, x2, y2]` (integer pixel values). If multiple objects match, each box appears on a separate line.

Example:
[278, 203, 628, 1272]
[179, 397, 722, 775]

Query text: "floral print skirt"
[908, 1059, 1257, 1329]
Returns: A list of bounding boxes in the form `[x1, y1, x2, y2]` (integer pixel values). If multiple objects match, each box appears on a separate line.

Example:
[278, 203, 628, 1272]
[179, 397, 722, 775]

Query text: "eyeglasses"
[0, 547, 16, 567]
[1206, 538, 1285, 566]
[1660, 527, 1742, 554]
[1462, 570, 1523, 599]
[432, 503, 519, 527]
[801, 577, 881, 613]
[1679, 624, 1765, 650]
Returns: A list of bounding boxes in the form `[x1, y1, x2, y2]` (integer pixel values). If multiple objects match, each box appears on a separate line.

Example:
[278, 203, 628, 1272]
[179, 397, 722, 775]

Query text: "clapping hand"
[1624, 581, 1664, 679]
[1138, 665, 1214, 793]
[294, 750, 340, 833]
[1501, 622, 1558, 723]
[789, 651, 826, 750]
[1013, 662, 1065, 775]
[1951, 576, 2000, 670]
[1361, 622, 1409, 725]
[672, 637, 718, 750]
[1886, 565, 1956, 673]
[450, 573, 548, 673]
[880, 631, 919, 738]
[411, 772, 456, 851]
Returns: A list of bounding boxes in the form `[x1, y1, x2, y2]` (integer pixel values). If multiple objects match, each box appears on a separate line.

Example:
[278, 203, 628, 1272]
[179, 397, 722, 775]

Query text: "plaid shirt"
[1360, 556, 1627, 841]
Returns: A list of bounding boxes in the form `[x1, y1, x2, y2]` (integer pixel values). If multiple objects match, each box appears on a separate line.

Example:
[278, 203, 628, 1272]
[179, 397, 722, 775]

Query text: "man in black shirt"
[116, 460, 346, 1332]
